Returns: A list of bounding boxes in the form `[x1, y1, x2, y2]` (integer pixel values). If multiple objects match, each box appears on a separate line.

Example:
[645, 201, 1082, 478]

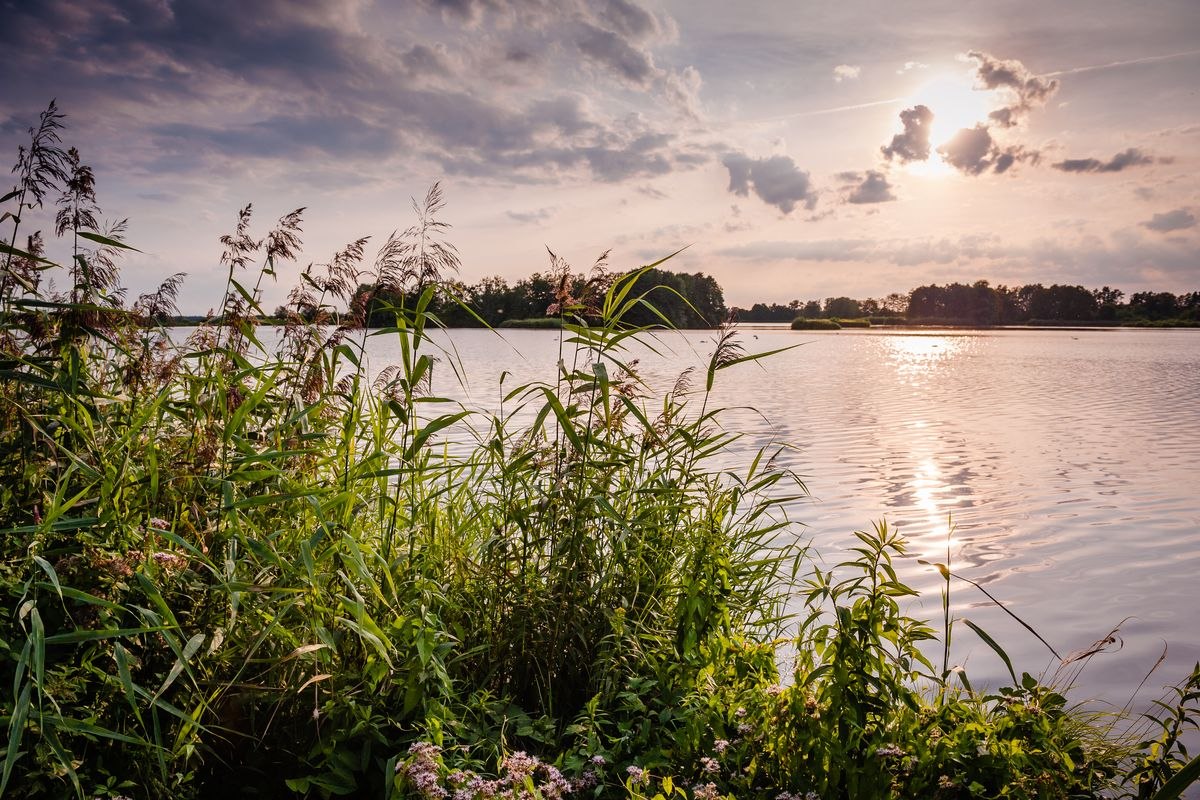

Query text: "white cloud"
[832, 64, 861, 82]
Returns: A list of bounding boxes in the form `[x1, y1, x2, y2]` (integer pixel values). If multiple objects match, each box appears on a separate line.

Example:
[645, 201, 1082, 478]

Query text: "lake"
[365, 324, 1198, 716]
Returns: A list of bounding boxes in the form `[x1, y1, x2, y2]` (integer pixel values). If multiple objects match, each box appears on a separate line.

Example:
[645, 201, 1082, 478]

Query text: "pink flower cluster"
[399, 743, 599, 800]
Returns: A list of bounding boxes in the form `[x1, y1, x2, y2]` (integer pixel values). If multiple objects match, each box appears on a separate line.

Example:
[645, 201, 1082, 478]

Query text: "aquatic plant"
[1, 102, 1197, 800]
[790, 318, 842, 330]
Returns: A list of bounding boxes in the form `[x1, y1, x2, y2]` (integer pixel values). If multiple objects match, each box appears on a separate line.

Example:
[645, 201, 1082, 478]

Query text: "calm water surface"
[365, 326, 1199, 714]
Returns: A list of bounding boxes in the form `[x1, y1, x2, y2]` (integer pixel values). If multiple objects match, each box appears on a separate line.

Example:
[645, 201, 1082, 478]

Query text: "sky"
[3, 0, 1199, 312]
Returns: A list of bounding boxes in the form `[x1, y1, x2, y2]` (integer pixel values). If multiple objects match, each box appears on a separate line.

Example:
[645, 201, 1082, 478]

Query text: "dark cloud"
[722, 153, 817, 214]
[938, 126, 994, 175]
[597, 0, 663, 42]
[153, 115, 403, 160]
[881, 105, 933, 163]
[2, 0, 703, 186]
[966, 50, 1059, 128]
[576, 21, 656, 86]
[839, 170, 896, 204]
[1051, 148, 1156, 173]
[400, 44, 453, 77]
[1142, 208, 1196, 233]
[936, 125, 1039, 176]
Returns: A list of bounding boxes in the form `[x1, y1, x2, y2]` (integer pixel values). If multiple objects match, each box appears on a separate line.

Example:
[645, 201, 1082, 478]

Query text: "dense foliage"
[734, 283, 1200, 325]
[346, 264, 727, 329]
[2, 102, 1199, 800]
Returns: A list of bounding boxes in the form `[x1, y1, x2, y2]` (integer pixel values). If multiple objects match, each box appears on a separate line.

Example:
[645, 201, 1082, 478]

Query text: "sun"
[904, 71, 997, 176]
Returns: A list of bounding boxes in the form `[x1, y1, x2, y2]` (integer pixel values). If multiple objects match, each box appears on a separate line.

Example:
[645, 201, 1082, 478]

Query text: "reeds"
[1, 103, 1198, 800]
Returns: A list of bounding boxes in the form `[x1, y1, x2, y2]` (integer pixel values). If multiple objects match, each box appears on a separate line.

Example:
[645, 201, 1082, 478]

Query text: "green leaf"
[1150, 751, 1200, 800]
[1, 683, 31, 795]
[76, 230, 142, 252]
[963, 618, 1017, 685]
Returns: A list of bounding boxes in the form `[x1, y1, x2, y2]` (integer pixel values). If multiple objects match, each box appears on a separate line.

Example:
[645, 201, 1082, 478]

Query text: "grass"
[496, 316, 565, 329]
[790, 318, 842, 330]
[1, 103, 1199, 800]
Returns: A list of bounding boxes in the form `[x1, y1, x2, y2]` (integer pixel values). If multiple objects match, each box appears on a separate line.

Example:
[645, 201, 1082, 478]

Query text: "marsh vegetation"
[1, 102, 1198, 800]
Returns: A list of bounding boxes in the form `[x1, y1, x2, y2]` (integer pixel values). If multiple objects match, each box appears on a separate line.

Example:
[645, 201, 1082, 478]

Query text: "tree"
[1128, 291, 1179, 320]
[823, 296, 861, 318]
[1024, 284, 1097, 321]
[881, 292, 909, 314]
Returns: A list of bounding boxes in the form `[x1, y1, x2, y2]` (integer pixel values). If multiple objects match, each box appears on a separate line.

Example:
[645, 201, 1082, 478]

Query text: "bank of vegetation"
[736, 283, 1200, 328]
[3, 102, 1200, 800]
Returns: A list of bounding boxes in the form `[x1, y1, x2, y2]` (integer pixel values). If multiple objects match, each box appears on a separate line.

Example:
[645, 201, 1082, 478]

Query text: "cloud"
[832, 64, 861, 82]
[838, 170, 896, 204]
[965, 50, 1059, 128]
[597, 0, 665, 42]
[873, 51, 1054, 179]
[716, 236, 972, 265]
[577, 21, 657, 86]
[1142, 208, 1196, 233]
[717, 229, 1200, 289]
[722, 152, 817, 214]
[880, 105, 934, 163]
[897, 60, 928, 75]
[400, 44, 454, 78]
[937, 125, 993, 175]
[2, 0, 708, 184]
[506, 206, 556, 224]
[937, 126, 1040, 176]
[1051, 148, 1157, 173]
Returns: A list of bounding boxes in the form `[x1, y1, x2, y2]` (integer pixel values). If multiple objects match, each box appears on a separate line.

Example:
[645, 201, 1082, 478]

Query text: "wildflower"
[700, 756, 720, 774]
[151, 551, 188, 570]
[626, 765, 649, 787]
[590, 754, 607, 766]
[401, 742, 447, 799]
[735, 706, 748, 718]
[937, 775, 957, 789]
[766, 684, 784, 697]
[692, 782, 720, 800]
[539, 765, 571, 800]
[736, 722, 754, 736]
[874, 744, 905, 759]
[573, 770, 599, 791]
[713, 738, 730, 754]
[465, 775, 499, 800]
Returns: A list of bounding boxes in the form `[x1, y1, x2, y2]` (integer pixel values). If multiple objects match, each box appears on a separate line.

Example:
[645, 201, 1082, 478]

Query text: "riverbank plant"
[1, 103, 1198, 800]
[790, 318, 842, 330]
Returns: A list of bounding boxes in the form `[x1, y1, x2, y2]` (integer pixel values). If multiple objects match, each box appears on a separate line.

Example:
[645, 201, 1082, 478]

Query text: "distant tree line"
[337, 267, 727, 329]
[733, 282, 1200, 325]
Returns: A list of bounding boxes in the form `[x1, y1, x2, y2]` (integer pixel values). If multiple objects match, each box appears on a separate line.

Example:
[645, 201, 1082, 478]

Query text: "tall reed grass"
[1, 102, 1198, 799]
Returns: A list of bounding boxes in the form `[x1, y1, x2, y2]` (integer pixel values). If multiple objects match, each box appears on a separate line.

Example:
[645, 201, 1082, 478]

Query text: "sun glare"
[905, 71, 996, 176]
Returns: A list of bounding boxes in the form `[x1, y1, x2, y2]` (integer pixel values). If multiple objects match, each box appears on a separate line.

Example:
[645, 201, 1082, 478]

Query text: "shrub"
[791, 318, 842, 330]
